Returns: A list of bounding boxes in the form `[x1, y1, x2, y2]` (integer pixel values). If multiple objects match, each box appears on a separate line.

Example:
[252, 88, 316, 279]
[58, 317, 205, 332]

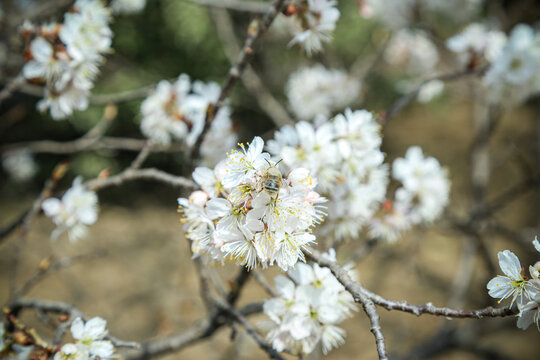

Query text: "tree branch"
[8, 298, 140, 349]
[306, 250, 514, 319]
[189, 0, 286, 162]
[85, 168, 197, 191]
[381, 67, 485, 124]
[187, 0, 269, 13]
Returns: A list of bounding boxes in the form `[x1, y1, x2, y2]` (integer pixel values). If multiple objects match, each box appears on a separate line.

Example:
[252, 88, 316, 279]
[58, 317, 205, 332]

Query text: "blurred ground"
[1, 97, 538, 360]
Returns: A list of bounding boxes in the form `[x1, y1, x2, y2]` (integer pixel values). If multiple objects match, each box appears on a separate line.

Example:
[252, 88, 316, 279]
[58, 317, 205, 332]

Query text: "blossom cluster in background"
[178, 137, 325, 271]
[446, 23, 506, 68]
[267, 110, 450, 243]
[368, 147, 450, 242]
[281, 0, 340, 55]
[286, 65, 361, 121]
[383, 28, 444, 102]
[21, 0, 112, 120]
[362, 0, 484, 29]
[482, 24, 540, 107]
[140, 73, 236, 166]
[263, 249, 356, 355]
[2, 148, 37, 182]
[53, 317, 115, 360]
[268, 109, 387, 241]
[42, 177, 99, 242]
[487, 237, 540, 331]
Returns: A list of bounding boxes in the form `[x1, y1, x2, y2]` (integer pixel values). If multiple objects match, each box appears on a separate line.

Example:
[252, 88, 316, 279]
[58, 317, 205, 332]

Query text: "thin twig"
[124, 303, 262, 360]
[252, 269, 278, 297]
[85, 168, 197, 191]
[216, 299, 285, 360]
[1, 137, 184, 155]
[381, 67, 484, 124]
[186, 0, 269, 13]
[305, 250, 389, 360]
[8, 298, 140, 349]
[12, 251, 107, 300]
[128, 142, 154, 170]
[210, 8, 295, 128]
[0, 74, 24, 105]
[189, 0, 286, 162]
[9, 162, 69, 299]
[306, 250, 514, 319]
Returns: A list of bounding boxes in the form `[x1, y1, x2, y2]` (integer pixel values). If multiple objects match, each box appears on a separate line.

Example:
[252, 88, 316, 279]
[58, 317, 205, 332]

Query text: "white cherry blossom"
[263, 250, 356, 355]
[285, 0, 340, 55]
[487, 250, 538, 308]
[70, 317, 114, 359]
[179, 137, 324, 270]
[41, 177, 98, 242]
[286, 65, 361, 120]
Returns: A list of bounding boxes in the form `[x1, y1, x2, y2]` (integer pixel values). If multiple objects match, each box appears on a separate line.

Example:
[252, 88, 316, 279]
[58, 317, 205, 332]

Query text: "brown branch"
[90, 86, 154, 105]
[210, 8, 295, 128]
[189, 0, 286, 162]
[12, 251, 106, 301]
[1, 137, 185, 155]
[305, 250, 388, 360]
[252, 269, 278, 297]
[85, 168, 197, 191]
[215, 299, 285, 360]
[8, 298, 139, 349]
[8, 162, 69, 297]
[381, 67, 485, 124]
[187, 0, 269, 13]
[0, 74, 24, 106]
[306, 249, 515, 319]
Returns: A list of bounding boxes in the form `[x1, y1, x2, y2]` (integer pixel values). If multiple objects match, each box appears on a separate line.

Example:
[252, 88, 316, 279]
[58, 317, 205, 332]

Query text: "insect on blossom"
[178, 137, 326, 271]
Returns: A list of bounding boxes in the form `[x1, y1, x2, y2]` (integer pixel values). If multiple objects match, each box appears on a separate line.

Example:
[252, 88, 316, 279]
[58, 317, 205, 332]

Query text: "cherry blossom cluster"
[178, 137, 325, 271]
[384, 29, 444, 103]
[482, 24, 540, 107]
[267, 111, 450, 243]
[280, 0, 340, 55]
[487, 237, 540, 331]
[42, 177, 99, 242]
[446, 23, 506, 68]
[2, 148, 37, 182]
[368, 146, 450, 242]
[361, 0, 483, 29]
[53, 317, 115, 360]
[21, 0, 112, 120]
[140, 74, 236, 165]
[263, 249, 356, 355]
[267, 109, 387, 240]
[286, 65, 361, 121]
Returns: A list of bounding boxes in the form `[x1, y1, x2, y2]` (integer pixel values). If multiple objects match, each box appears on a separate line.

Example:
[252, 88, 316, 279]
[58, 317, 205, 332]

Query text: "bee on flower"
[178, 137, 325, 271]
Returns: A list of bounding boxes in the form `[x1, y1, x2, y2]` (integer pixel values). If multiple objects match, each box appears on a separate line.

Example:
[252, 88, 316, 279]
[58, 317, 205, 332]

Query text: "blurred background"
[0, 0, 539, 359]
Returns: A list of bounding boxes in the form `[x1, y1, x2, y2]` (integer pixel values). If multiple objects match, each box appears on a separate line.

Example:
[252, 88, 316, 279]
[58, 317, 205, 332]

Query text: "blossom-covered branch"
[8, 298, 139, 349]
[306, 250, 515, 318]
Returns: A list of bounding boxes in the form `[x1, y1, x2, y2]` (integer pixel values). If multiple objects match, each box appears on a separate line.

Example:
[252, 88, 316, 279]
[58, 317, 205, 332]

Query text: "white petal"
[70, 317, 85, 340]
[205, 198, 231, 220]
[90, 340, 114, 358]
[487, 276, 513, 298]
[42, 198, 62, 216]
[498, 250, 522, 279]
[533, 236, 540, 253]
[84, 317, 108, 339]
